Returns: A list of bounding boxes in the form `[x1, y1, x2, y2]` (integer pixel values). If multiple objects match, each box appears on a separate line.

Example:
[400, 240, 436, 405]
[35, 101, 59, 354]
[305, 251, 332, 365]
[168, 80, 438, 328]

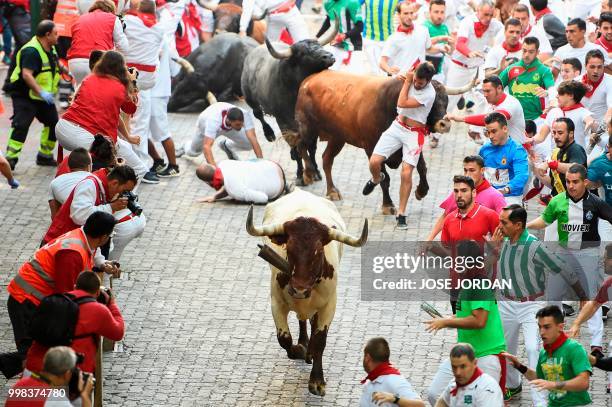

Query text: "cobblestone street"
[0, 73, 610, 406]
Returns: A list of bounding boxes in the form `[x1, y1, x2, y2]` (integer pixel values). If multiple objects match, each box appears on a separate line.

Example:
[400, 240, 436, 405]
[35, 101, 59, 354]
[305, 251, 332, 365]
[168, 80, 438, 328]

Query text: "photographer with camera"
[6, 346, 94, 407]
[42, 164, 145, 261]
[25, 272, 125, 376]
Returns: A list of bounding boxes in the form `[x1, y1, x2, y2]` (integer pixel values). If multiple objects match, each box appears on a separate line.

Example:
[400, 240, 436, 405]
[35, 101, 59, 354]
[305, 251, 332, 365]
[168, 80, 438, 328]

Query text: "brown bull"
[198, 1, 266, 43]
[294, 71, 476, 214]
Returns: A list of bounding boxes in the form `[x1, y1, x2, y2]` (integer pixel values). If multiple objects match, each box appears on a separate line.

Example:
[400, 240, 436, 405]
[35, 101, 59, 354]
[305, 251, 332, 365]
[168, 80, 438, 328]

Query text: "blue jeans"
[2, 16, 11, 56]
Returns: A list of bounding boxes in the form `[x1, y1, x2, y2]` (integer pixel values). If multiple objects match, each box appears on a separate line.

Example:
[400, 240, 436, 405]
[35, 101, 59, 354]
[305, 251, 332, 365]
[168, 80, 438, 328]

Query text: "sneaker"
[142, 171, 160, 184]
[362, 173, 385, 196]
[175, 145, 185, 158]
[591, 346, 604, 359]
[150, 159, 166, 174]
[429, 136, 439, 148]
[396, 215, 408, 230]
[465, 100, 475, 110]
[457, 96, 466, 110]
[220, 140, 237, 160]
[59, 100, 69, 110]
[2, 55, 10, 65]
[36, 154, 57, 167]
[562, 303, 575, 317]
[602, 304, 609, 321]
[503, 384, 522, 401]
[158, 164, 180, 177]
[7, 178, 19, 189]
[6, 157, 17, 171]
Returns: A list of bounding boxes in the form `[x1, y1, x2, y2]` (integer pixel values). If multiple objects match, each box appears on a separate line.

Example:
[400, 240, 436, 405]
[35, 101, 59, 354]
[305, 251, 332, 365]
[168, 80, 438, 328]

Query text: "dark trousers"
[6, 95, 59, 159]
[6, 6, 30, 52]
[0, 296, 36, 378]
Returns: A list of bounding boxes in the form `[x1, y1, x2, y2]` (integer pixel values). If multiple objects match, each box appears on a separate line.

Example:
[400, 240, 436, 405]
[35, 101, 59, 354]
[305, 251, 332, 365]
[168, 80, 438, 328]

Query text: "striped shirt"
[498, 229, 574, 299]
[363, 0, 399, 42]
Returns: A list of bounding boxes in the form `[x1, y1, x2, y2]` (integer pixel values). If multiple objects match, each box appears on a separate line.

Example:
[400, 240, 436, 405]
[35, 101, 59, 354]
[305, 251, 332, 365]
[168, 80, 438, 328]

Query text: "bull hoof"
[304, 353, 313, 364]
[295, 177, 306, 187]
[382, 205, 397, 215]
[314, 171, 322, 181]
[303, 171, 315, 186]
[287, 344, 308, 360]
[327, 189, 342, 201]
[264, 132, 276, 142]
[308, 379, 326, 396]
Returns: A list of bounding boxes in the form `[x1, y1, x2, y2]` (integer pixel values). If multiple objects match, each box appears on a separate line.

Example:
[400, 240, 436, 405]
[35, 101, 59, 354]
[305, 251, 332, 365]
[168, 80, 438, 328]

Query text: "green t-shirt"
[324, 0, 363, 51]
[456, 290, 506, 358]
[500, 59, 555, 120]
[423, 19, 449, 73]
[536, 338, 592, 407]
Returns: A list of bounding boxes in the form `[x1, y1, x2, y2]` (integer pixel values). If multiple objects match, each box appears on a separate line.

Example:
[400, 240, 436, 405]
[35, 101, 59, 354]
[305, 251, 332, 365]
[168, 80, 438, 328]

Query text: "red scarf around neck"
[474, 21, 489, 38]
[534, 7, 551, 23]
[521, 24, 532, 38]
[502, 41, 521, 53]
[451, 367, 483, 396]
[494, 92, 507, 106]
[582, 73, 604, 98]
[210, 167, 224, 190]
[596, 36, 612, 53]
[560, 103, 584, 112]
[361, 361, 401, 384]
[544, 331, 568, 357]
[93, 168, 112, 200]
[127, 10, 157, 28]
[476, 178, 491, 193]
[397, 24, 414, 34]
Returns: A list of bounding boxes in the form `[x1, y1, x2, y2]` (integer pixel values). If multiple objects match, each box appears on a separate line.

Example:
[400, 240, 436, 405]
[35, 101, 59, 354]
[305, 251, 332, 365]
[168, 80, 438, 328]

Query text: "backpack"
[29, 293, 96, 347]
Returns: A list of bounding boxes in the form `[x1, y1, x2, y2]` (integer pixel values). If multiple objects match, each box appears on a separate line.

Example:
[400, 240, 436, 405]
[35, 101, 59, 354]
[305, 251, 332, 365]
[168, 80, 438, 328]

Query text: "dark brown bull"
[294, 71, 476, 214]
[198, 0, 267, 43]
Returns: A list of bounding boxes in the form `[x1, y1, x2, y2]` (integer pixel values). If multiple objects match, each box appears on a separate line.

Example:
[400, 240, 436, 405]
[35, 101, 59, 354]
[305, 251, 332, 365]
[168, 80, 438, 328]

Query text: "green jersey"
[536, 338, 592, 407]
[423, 19, 449, 74]
[324, 0, 363, 51]
[363, 0, 399, 42]
[500, 59, 555, 120]
[456, 290, 506, 358]
[498, 230, 572, 299]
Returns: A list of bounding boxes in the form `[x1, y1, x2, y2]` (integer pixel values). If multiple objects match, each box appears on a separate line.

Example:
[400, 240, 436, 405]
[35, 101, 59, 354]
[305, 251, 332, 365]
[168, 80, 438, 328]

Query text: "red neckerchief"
[474, 21, 489, 38]
[476, 178, 491, 193]
[560, 103, 584, 113]
[596, 36, 612, 53]
[360, 361, 401, 384]
[187, 2, 202, 31]
[220, 110, 231, 130]
[397, 24, 414, 34]
[127, 10, 157, 27]
[451, 367, 483, 396]
[534, 7, 551, 23]
[92, 167, 111, 200]
[502, 41, 521, 53]
[494, 92, 507, 106]
[210, 167, 224, 190]
[544, 331, 569, 357]
[521, 24, 532, 39]
[582, 73, 604, 98]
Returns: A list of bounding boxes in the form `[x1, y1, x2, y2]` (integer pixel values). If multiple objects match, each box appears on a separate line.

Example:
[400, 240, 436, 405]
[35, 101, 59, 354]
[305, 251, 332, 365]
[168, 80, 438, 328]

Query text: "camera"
[96, 286, 112, 304]
[119, 191, 143, 216]
[68, 354, 94, 400]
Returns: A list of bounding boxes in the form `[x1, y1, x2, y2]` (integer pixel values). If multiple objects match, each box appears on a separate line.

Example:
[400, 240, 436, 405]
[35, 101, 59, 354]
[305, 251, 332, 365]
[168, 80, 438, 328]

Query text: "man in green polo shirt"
[503, 305, 592, 407]
[423, 0, 451, 80]
[500, 36, 555, 122]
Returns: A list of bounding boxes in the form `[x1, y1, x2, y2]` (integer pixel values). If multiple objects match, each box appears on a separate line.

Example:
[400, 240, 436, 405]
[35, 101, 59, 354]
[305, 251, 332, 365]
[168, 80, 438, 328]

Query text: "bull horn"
[196, 0, 217, 11]
[246, 205, 285, 237]
[444, 68, 479, 96]
[206, 91, 217, 105]
[252, 8, 267, 20]
[171, 57, 194, 74]
[328, 219, 368, 247]
[317, 12, 340, 45]
[265, 37, 292, 59]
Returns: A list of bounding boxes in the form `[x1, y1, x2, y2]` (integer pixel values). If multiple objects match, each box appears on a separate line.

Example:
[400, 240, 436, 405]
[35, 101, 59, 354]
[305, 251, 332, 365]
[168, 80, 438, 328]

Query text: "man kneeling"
[196, 159, 287, 204]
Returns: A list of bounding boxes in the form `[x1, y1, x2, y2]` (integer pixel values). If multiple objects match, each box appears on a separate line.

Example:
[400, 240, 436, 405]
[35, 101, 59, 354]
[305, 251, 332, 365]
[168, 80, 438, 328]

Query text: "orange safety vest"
[7, 228, 94, 306]
[53, 0, 80, 37]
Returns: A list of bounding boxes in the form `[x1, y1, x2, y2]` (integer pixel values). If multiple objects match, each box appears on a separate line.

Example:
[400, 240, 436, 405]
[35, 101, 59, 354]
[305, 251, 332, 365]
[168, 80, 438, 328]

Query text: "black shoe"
[602, 304, 609, 321]
[457, 96, 466, 110]
[142, 171, 160, 184]
[158, 164, 180, 177]
[6, 157, 17, 171]
[220, 140, 237, 160]
[150, 159, 166, 174]
[362, 173, 385, 196]
[465, 100, 475, 110]
[36, 154, 57, 167]
[562, 303, 575, 317]
[396, 215, 408, 230]
[504, 384, 522, 401]
[591, 346, 604, 359]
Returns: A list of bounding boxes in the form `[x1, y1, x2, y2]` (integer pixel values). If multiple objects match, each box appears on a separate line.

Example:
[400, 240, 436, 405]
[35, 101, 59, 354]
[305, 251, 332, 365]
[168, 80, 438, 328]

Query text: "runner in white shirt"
[494, 3, 552, 60]
[179, 102, 264, 166]
[48, 148, 92, 218]
[379, 2, 447, 76]
[581, 49, 612, 122]
[485, 18, 523, 76]
[364, 63, 437, 229]
[240, 0, 308, 42]
[446, 1, 503, 112]
[553, 18, 611, 77]
[435, 343, 503, 407]
[195, 159, 286, 204]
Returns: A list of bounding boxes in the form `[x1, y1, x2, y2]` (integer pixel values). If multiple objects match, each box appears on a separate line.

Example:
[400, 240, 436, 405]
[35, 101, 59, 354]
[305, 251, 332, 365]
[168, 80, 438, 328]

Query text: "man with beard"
[494, 4, 552, 61]
[363, 62, 437, 229]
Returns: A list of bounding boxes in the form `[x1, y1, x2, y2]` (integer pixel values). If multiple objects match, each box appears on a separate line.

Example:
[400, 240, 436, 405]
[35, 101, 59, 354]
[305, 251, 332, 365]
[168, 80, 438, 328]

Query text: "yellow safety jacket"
[10, 36, 60, 101]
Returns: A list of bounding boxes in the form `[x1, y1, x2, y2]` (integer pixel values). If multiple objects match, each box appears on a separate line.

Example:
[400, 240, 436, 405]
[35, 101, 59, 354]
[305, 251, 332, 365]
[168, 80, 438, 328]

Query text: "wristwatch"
[393, 395, 400, 404]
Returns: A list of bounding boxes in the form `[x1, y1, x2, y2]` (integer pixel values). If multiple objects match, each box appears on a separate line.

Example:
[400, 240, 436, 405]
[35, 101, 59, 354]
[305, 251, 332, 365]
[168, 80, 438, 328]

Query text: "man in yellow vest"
[3, 20, 61, 170]
[0, 211, 120, 379]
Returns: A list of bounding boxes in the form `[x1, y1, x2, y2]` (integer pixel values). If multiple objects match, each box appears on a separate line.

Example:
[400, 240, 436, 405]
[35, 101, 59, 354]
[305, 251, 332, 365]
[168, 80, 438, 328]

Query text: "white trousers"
[109, 209, 147, 261]
[116, 138, 148, 182]
[499, 300, 548, 405]
[150, 96, 171, 143]
[184, 130, 253, 158]
[427, 354, 502, 406]
[267, 7, 309, 43]
[68, 58, 91, 86]
[130, 88, 152, 162]
[363, 38, 385, 75]
[56, 118, 95, 151]
[445, 61, 478, 114]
